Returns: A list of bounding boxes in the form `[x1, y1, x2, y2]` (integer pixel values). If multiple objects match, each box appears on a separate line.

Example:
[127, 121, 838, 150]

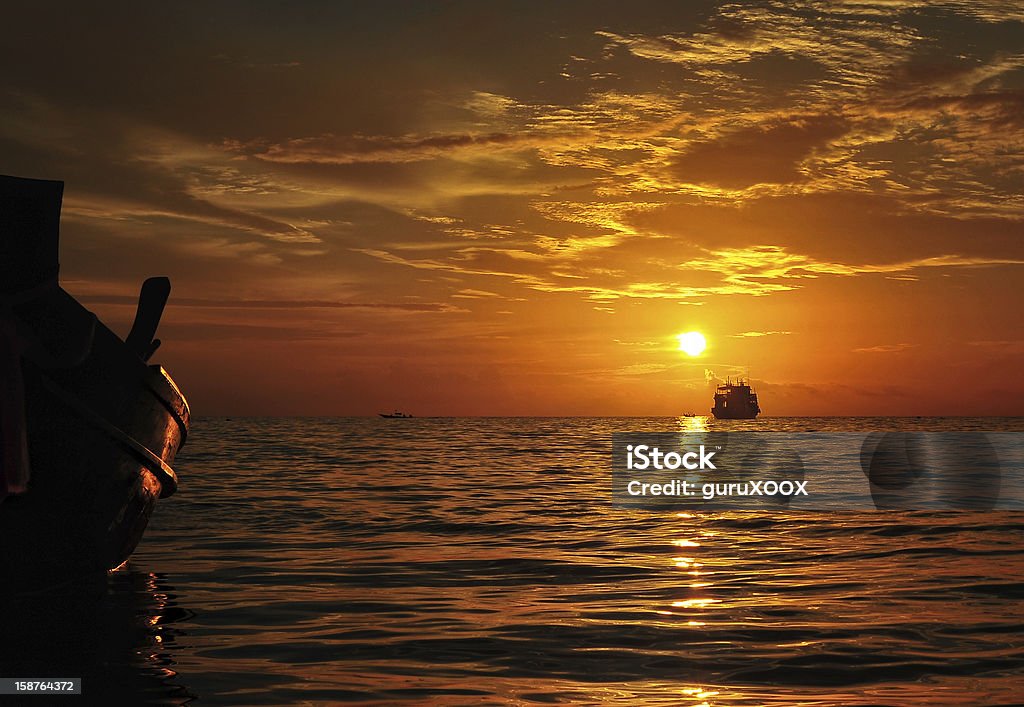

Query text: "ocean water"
[4, 417, 1024, 705]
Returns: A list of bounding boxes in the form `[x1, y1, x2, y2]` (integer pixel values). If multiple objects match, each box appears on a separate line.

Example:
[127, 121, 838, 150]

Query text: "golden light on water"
[672, 599, 720, 609]
[679, 415, 710, 433]
[677, 332, 707, 356]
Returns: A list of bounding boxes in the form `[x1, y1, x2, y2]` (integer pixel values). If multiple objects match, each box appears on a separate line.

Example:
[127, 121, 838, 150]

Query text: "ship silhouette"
[711, 377, 761, 419]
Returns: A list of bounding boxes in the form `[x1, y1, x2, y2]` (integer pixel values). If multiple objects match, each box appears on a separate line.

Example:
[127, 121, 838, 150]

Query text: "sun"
[677, 331, 707, 356]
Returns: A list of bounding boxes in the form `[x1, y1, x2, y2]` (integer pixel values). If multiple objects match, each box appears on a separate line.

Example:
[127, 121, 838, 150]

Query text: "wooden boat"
[0, 175, 190, 589]
[379, 412, 413, 418]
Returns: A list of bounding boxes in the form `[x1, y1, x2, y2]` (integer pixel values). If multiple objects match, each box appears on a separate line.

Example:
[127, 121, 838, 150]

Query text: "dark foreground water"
[4, 417, 1024, 705]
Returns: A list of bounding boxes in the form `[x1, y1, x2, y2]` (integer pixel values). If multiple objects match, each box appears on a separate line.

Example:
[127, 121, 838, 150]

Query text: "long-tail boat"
[0, 175, 190, 588]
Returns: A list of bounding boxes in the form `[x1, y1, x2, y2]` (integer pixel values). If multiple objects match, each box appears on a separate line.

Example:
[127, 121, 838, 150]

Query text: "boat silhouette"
[0, 175, 190, 589]
[379, 411, 413, 419]
[711, 377, 761, 419]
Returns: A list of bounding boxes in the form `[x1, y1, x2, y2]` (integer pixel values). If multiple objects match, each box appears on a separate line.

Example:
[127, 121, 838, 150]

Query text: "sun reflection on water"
[116, 416, 1024, 706]
[678, 415, 711, 433]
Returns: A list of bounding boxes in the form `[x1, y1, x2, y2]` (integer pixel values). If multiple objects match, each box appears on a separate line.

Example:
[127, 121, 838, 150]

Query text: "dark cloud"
[668, 115, 850, 189]
[79, 295, 463, 312]
[902, 90, 1024, 128]
[153, 322, 366, 342]
[228, 131, 527, 165]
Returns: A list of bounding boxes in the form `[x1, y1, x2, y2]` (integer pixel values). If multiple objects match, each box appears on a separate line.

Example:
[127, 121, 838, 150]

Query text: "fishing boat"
[379, 411, 413, 419]
[711, 378, 761, 419]
[0, 175, 190, 589]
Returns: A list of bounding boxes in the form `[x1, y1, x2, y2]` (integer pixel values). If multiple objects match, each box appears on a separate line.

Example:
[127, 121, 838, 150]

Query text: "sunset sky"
[3, 1, 1022, 415]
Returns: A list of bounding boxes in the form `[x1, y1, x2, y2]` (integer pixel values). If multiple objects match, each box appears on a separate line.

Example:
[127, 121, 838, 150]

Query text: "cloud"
[967, 339, 1024, 354]
[668, 115, 850, 189]
[900, 89, 1024, 129]
[355, 240, 1024, 307]
[730, 330, 792, 337]
[853, 343, 915, 353]
[679, 246, 1024, 296]
[78, 295, 466, 313]
[578, 7, 1024, 220]
[158, 322, 361, 342]
[224, 131, 544, 165]
[451, 289, 504, 299]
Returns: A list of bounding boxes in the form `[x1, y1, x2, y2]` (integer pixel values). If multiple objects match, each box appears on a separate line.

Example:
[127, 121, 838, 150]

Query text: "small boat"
[379, 411, 413, 419]
[711, 377, 761, 419]
[0, 175, 190, 589]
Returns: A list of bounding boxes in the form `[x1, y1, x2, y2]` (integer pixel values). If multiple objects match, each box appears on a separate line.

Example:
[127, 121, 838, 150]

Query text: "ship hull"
[1, 304, 189, 590]
[710, 408, 760, 420]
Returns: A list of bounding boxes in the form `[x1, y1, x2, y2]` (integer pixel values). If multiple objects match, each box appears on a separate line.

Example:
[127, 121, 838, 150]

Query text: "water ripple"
[73, 417, 1024, 703]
